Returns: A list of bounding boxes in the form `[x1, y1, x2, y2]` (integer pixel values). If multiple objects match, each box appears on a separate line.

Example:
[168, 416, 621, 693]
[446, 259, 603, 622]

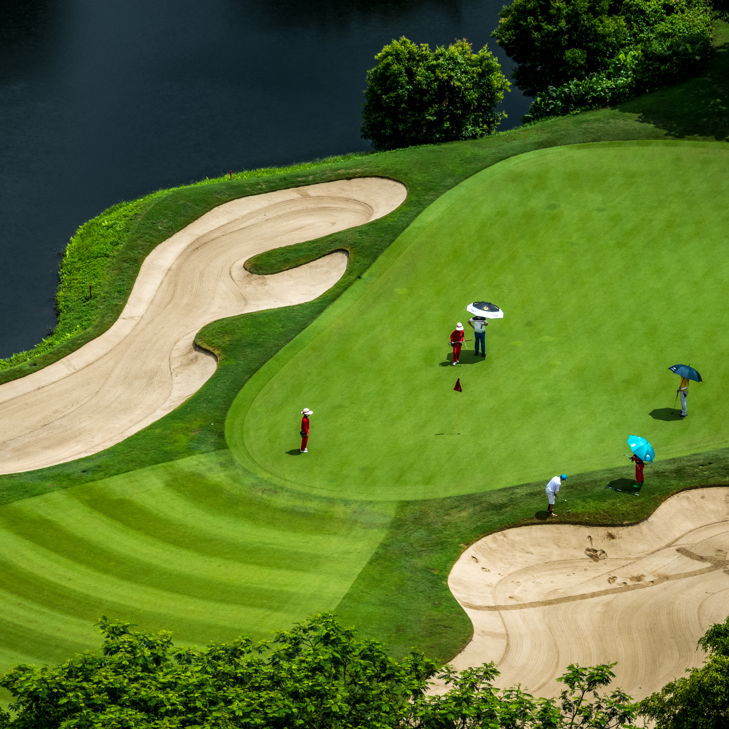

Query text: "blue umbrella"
[627, 435, 655, 463]
[668, 364, 703, 382]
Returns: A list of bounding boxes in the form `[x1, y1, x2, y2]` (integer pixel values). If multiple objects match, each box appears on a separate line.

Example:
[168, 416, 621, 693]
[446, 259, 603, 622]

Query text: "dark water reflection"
[0, 0, 528, 358]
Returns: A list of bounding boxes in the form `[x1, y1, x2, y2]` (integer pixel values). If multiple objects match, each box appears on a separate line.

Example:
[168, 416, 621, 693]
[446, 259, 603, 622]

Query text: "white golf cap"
[456, 322, 464, 330]
[301, 408, 313, 415]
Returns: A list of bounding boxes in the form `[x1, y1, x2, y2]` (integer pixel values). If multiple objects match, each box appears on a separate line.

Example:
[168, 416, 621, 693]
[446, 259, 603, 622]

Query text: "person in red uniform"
[450, 322, 465, 365]
[300, 408, 313, 452]
[630, 454, 644, 487]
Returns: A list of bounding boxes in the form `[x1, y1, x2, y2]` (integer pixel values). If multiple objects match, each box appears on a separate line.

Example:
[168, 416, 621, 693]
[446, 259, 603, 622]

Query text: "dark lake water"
[0, 0, 528, 359]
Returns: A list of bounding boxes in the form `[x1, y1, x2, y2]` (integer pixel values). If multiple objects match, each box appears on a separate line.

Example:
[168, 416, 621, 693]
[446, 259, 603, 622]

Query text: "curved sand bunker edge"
[243, 174, 410, 277]
[0, 175, 405, 385]
[0, 178, 407, 474]
[445, 486, 729, 699]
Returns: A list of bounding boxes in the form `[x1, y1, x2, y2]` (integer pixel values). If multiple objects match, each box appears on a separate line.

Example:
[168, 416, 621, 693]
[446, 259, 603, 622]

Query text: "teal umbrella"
[627, 435, 655, 463]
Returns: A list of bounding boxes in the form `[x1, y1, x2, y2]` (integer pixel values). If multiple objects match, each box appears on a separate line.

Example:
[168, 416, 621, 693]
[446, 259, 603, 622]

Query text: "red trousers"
[452, 344, 462, 362]
[631, 456, 644, 484]
[301, 436, 308, 450]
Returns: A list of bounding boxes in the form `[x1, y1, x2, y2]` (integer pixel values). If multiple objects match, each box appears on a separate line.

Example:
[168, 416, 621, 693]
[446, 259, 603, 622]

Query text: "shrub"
[0, 613, 637, 728]
[492, 0, 629, 97]
[361, 38, 510, 152]
[638, 615, 729, 728]
[521, 0, 714, 123]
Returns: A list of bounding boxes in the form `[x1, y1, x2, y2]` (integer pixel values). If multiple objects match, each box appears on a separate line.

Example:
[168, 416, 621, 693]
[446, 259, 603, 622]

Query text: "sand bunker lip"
[0, 177, 407, 475]
[448, 487, 729, 699]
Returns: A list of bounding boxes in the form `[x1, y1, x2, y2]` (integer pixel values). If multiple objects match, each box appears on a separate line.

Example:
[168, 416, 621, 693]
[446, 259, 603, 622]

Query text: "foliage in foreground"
[361, 38, 510, 151]
[639, 614, 729, 729]
[493, 0, 714, 122]
[0, 613, 637, 729]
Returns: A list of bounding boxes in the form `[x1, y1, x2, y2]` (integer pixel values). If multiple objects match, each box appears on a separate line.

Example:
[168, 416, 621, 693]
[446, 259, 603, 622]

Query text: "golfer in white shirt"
[546, 474, 567, 517]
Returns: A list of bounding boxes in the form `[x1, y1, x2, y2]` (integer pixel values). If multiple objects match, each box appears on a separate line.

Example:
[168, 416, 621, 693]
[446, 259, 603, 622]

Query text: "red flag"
[454, 378, 462, 392]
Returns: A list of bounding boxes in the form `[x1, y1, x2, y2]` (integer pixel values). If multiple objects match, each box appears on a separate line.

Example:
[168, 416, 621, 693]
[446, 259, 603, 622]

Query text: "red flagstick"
[229, 170, 233, 180]
[454, 378, 463, 435]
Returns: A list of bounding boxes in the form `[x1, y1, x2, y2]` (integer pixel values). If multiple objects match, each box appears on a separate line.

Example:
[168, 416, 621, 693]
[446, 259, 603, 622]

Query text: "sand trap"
[0, 178, 407, 474]
[448, 488, 729, 699]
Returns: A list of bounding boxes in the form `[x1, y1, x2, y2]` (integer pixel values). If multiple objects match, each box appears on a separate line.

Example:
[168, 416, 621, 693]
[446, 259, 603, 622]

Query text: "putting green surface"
[229, 141, 729, 500]
[0, 451, 392, 676]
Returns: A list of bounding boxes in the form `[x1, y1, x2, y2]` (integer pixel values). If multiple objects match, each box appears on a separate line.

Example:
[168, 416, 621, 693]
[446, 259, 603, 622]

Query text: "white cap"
[301, 408, 313, 415]
[456, 323, 464, 330]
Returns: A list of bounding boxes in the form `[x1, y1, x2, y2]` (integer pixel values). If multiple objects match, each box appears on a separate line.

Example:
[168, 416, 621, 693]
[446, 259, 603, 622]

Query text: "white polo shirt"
[470, 317, 487, 333]
[545, 476, 561, 495]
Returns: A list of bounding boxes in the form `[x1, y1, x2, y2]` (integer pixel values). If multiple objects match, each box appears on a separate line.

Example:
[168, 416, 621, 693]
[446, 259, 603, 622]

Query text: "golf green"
[228, 141, 729, 500]
[0, 451, 392, 677]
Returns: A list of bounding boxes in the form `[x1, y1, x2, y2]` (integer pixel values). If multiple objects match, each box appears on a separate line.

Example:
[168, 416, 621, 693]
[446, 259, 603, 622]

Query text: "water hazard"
[0, 0, 528, 358]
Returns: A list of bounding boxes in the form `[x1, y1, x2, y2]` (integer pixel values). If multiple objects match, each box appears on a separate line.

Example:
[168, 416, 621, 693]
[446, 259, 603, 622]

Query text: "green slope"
[0, 451, 392, 676]
[230, 141, 729, 500]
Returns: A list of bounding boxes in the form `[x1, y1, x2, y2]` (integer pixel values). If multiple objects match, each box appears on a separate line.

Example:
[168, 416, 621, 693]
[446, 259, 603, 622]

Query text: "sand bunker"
[448, 487, 729, 699]
[0, 177, 406, 474]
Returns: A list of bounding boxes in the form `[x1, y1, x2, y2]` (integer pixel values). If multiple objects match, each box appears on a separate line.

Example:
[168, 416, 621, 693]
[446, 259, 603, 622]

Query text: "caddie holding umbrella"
[668, 364, 703, 419]
[466, 301, 504, 359]
[626, 435, 655, 489]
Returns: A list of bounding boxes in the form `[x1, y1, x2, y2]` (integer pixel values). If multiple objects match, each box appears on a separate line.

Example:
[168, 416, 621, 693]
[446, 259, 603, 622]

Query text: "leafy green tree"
[361, 38, 510, 152]
[0, 613, 638, 728]
[491, 0, 628, 96]
[639, 615, 729, 729]
[0, 614, 438, 729]
[556, 663, 637, 728]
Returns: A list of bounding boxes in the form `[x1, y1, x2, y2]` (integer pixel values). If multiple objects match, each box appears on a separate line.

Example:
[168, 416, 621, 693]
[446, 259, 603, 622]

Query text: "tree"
[708, 0, 729, 19]
[492, 0, 628, 96]
[361, 38, 510, 152]
[0, 614, 438, 728]
[639, 616, 729, 729]
[0, 613, 639, 728]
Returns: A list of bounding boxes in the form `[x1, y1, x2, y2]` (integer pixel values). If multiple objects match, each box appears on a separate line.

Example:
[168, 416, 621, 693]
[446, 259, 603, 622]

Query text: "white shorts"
[546, 489, 556, 505]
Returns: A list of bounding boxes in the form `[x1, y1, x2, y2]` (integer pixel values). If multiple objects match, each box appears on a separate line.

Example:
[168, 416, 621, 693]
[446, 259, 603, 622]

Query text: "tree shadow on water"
[650, 408, 682, 421]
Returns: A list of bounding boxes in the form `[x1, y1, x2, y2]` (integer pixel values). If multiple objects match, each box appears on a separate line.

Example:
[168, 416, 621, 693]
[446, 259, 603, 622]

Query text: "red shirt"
[301, 415, 310, 435]
[450, 329, 464, 345]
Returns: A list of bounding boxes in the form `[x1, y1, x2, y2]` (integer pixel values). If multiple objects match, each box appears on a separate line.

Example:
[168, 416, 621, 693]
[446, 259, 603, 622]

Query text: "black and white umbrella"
[466, 301, 504, 319]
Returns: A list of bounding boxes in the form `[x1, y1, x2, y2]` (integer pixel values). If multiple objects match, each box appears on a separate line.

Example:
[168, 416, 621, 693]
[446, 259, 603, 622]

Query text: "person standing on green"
[678, 376, 690, 419]
[468, 315, 488, 357]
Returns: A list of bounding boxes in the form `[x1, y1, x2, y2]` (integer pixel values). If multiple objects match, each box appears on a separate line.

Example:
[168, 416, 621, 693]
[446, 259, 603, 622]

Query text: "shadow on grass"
[285, 449, 302, 456]
[606, 478, 642, 495]
[650, 407, 682, 421]
[617, 23, 729, 140]
[438, 356, 484, 367]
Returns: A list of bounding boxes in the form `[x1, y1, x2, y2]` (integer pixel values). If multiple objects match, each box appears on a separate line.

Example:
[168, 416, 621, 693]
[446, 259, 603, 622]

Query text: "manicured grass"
[0, 23, 726, 682]
[336, 447, 729, 660]
[0, 451, 393, 678]
[0, 106, 676, 503]
[231, 141, 729, 500]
